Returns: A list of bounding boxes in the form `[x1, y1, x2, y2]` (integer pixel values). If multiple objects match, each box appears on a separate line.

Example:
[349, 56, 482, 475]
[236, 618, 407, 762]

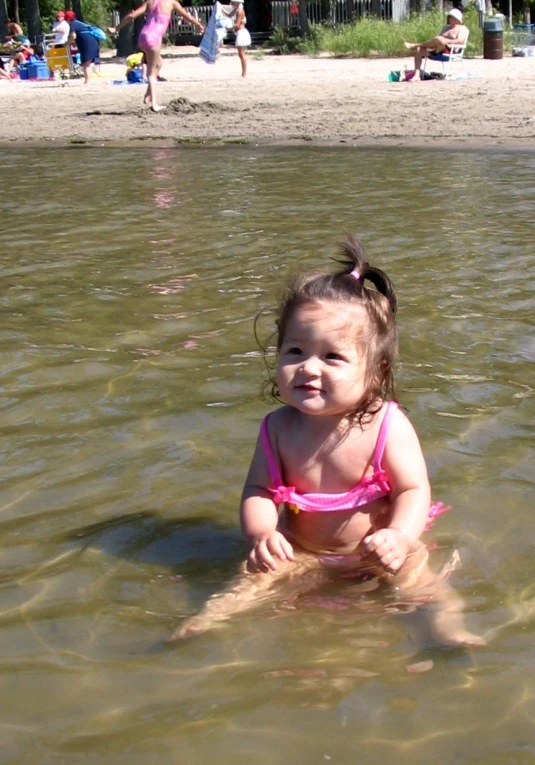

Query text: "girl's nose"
[299, 357, 320, 375]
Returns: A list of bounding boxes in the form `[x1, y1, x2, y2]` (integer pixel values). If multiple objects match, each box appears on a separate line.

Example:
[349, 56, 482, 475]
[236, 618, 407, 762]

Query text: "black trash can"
[483, 18, 503, 60]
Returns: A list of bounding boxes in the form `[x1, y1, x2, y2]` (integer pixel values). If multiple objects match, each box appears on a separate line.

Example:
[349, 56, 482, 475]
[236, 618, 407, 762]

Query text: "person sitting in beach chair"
[403, 8, 469, 81]
[4, 41, 36, 75]
[2, 19, 24, 43]
[50, 10, 71, 48]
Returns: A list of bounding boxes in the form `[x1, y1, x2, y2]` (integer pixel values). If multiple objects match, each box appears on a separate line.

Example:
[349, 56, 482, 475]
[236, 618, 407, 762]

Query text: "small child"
[172, 236, 484, 646]
[125, 51, 147, 83]
[223, 0, 251, 77]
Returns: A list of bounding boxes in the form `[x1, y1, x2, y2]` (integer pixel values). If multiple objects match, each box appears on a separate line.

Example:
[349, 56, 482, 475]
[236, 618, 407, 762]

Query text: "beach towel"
[199, 2, 228, 64]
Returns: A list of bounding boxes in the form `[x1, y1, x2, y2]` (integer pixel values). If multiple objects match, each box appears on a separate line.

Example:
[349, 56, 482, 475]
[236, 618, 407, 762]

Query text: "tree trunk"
[14, 0, 19, 23]
[298, 0, 309, 36]
[24, 0, 41, 40]
[0, 0, 8, 38]
[73, 0, 84, 21]
[347, 0, 355, 22]
[523, 0, 531, 23]
[114, 0, 136, 56]
[133, 14, 144, 49]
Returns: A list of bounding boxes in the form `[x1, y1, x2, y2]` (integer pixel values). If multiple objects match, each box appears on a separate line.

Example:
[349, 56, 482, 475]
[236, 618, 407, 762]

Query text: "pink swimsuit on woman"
[138, 0, 171, 51]
[260, 401, 448, 527]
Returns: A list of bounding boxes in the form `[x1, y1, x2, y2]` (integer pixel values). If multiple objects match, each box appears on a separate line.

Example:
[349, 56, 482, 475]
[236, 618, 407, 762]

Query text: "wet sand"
[1, 46, 534, 147]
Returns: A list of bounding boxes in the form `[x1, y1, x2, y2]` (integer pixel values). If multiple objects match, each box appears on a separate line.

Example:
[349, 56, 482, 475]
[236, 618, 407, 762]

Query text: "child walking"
[108, 0, 204, 111]
[172, 236, 484, 646]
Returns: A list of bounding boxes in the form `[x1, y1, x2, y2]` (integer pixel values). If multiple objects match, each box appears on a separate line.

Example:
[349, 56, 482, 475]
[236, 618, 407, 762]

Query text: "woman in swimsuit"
[172, 236, 484, 646]
[403, 8, 469, 80]
[109, 0, 204, 112]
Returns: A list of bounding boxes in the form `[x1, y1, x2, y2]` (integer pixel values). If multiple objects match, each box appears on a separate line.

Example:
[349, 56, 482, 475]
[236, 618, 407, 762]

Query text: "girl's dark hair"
[267, 235, 398, 425]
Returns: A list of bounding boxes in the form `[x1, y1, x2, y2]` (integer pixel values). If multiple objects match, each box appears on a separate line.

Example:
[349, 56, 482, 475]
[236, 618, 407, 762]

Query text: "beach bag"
[81, 23, 107, 41]
[421, 71, 445, 81]
[127, 66, 144, 83]
[388, 70, 401, 82]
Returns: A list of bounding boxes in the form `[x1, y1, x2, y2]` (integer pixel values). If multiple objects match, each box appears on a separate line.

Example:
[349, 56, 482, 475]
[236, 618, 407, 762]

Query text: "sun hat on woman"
[447, 8, 463, 22]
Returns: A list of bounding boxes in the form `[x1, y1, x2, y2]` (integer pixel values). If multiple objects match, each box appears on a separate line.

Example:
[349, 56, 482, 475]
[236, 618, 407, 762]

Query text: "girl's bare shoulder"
[264, 406, 297, 436]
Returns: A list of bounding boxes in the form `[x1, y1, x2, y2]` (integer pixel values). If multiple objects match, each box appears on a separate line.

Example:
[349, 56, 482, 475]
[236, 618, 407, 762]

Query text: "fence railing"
[169, 6, 214, 37]
[271, 0, 409, 26]
[170, 0, 410, 38]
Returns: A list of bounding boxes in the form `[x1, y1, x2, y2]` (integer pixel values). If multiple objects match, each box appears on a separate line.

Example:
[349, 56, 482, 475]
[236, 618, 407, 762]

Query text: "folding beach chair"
[422, 32, 469, 80]
[42, 33, 81, 78]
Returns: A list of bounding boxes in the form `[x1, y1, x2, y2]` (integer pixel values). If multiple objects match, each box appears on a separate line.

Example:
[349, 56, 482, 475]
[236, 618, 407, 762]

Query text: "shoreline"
[2, 137, 535, 151]
[1, 47, 534, 148]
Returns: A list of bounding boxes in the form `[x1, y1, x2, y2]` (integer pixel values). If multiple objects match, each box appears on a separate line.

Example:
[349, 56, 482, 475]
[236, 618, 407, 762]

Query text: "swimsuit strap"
[373, 401, 398, 472]
[260, 414, 283, 487]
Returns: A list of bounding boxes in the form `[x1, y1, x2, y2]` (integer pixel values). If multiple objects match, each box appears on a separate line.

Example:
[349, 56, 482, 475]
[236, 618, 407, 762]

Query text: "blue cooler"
[19, 66, 29, 80]
[27, 61, 50, 79]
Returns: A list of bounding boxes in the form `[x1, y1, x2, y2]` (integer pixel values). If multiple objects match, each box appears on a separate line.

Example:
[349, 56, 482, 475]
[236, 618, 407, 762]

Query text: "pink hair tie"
[349, 269, 360, 281]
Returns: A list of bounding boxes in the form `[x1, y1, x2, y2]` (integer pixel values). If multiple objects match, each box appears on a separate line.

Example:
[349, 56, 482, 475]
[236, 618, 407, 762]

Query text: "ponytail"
[335, 235, 397, 316]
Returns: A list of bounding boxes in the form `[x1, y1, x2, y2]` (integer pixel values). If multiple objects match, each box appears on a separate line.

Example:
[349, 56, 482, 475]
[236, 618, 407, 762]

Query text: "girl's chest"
[278, 428, 377, 493]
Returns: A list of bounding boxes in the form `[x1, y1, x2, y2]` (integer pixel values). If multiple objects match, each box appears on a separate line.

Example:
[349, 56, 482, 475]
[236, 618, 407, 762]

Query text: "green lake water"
[0, 146, 534, 764]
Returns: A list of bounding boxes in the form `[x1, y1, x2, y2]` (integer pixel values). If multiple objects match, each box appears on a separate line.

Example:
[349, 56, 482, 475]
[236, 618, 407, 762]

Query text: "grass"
[270, 6, 513, 58]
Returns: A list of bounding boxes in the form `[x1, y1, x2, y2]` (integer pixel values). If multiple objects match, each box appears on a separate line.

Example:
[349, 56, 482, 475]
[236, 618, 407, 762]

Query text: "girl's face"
[277, 300, 368, 418]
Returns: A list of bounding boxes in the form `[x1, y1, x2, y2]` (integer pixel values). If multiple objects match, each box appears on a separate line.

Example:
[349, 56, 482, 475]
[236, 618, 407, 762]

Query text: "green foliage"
[81, 0, 116, 29]
[268, 25, 302, 53]
[14, 0, 115, 35]
[298, 7, 489, 58]
[35, 0, 115, 43]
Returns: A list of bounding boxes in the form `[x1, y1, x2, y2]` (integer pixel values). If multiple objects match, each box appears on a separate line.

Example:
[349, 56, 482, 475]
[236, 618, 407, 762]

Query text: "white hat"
[447, 8, 463, 21]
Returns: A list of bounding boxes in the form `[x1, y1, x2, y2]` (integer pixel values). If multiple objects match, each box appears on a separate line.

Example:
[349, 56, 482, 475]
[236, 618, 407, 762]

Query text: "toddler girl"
[172, 236, 483, 646]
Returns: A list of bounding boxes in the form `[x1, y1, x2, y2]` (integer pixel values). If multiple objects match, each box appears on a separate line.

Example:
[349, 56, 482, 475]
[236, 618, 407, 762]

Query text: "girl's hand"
[361, 528, 411, 574]
[247, 531, 294, 573]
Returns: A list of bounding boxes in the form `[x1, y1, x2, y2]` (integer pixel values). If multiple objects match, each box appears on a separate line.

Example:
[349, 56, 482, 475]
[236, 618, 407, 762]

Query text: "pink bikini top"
[260, 401, 399, 513]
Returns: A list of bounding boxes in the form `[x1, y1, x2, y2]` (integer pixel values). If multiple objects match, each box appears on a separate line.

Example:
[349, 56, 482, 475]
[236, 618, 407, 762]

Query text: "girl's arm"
[362, 409, 431, 572]
[240, 431, 294, 572]
[108, 3, 148, 34]
[173, 1, 205, 31]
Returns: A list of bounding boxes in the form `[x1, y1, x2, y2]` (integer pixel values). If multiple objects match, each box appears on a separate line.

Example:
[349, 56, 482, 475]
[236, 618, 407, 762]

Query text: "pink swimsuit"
[138, 0, 171, 52]
[260, 401, 448, 527]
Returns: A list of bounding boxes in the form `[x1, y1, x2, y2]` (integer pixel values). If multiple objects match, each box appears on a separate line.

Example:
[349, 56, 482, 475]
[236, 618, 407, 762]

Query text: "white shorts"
[235, 28, 251, 48]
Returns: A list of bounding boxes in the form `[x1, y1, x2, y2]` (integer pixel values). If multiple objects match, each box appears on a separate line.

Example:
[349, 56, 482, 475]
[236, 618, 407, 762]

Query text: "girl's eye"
[287, 347, 302, 355]
[326, 352, 344, 361]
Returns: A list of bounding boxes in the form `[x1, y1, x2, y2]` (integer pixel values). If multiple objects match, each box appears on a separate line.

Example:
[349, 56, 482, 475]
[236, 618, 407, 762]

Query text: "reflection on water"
[0, 146, 534, 764]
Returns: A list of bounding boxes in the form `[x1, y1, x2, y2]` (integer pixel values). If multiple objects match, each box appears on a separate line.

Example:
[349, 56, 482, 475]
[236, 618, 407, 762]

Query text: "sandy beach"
[1, 46, 534, 147]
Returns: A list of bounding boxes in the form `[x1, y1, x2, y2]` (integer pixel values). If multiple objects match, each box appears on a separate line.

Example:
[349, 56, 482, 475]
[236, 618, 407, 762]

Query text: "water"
[0, 146, 534, 764]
